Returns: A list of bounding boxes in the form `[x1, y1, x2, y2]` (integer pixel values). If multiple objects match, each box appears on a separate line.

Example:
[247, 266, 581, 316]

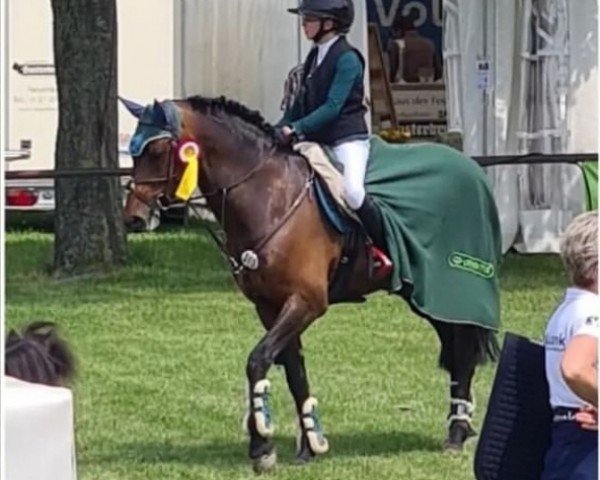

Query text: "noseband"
[128, 135, 273, 213]
[127, 138, 182, 211]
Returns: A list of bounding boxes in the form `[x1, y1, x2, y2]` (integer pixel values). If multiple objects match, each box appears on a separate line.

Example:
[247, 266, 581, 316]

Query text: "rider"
[278, 0, 391, 272]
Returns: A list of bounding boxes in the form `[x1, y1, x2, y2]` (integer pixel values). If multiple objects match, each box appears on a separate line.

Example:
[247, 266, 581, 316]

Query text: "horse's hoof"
[443, 439, 464, 453]
[252, 449, 277, 474]
[293, 456, 313, 466]
[444, 420, 476, 452]
[294, 449, 316, 465]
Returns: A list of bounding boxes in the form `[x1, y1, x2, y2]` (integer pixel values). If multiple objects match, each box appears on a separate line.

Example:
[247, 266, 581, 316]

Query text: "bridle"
[126, 137, 183, 211]
[127, 134, 272, 210]
[127, 133, 315, 275]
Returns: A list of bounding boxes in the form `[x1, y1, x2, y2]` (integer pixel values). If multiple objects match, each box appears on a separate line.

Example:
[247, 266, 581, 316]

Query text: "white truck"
[5, 0, 369, 216]
[5, 0, 176, 213]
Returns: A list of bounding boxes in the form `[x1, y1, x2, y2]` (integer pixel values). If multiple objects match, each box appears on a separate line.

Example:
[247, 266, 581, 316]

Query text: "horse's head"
[120, 98, 200, 231]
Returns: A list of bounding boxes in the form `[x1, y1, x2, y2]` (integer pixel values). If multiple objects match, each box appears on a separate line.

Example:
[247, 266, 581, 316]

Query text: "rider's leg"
[356, 195, 387, 254]
[332, 139, 369, 210]
[332, 139, 386, 251]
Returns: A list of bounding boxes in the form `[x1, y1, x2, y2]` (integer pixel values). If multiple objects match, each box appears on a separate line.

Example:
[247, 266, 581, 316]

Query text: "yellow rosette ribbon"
[175, 140, 199, 201]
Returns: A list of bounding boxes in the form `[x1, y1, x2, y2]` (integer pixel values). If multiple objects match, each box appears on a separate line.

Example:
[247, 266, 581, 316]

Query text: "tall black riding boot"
[356, 195, 388, 255]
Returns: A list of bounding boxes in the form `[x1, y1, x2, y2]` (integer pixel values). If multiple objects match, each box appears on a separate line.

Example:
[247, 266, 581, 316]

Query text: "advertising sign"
[367, 0, 443, 55]
[367, 0, 446, 138]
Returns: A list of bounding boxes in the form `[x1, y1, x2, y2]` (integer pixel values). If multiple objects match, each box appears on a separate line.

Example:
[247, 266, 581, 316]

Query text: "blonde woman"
[542, 211, 598, 480]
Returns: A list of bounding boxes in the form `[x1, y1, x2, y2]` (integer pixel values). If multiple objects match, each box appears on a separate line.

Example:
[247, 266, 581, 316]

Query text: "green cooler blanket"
[365, 136, 501, 330]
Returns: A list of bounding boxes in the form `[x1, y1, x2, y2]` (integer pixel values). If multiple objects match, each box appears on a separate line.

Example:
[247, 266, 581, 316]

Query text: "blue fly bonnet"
[120, 98, 183, 157]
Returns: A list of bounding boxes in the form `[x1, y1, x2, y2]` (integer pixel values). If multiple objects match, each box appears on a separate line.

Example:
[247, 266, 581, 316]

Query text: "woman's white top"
[544, 287, 599, 409]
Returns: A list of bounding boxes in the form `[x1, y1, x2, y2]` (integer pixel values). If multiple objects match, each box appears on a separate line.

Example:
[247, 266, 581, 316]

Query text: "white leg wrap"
[252, 379, 274, 437]
[448, 398, 475, 427]
[451, 398, 475, 414]
[300, 397, 329, 454]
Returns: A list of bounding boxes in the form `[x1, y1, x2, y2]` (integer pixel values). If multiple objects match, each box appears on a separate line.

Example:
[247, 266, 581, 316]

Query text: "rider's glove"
[275, 125, 297, 146]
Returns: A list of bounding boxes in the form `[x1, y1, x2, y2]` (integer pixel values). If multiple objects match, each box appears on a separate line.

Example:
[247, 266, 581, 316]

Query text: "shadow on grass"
[328, 430, 442, 455]
[99, 430, 440, 468]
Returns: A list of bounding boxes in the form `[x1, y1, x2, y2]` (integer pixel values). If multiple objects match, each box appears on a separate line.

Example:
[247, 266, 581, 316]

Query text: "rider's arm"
[290, 50, 362, 136]
[561, 330, 598, 407]
[276, 98, 301, 128]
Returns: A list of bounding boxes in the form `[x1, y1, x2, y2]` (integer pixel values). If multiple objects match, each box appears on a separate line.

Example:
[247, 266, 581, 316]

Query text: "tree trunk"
[51, 0, 126, 275]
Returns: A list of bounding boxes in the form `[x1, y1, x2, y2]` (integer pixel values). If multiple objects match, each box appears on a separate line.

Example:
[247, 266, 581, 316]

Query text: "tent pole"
[482, 0, 488, 156]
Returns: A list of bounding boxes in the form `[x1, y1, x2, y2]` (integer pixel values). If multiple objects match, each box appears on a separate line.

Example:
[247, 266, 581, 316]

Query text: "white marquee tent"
[177, 0, 596, 253]
[443, 0, 597, 252]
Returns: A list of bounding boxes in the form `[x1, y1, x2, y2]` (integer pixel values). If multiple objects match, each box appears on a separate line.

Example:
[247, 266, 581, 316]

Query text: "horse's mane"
[187, 95, 281, 149]
[6, 321, 75, 386]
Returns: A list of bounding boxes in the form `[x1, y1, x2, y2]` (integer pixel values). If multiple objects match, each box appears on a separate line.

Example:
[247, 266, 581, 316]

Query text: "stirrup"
[370, 246, 392, 280]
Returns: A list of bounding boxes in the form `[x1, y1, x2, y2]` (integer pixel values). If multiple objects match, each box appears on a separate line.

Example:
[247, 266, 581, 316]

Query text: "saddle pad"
[313, 179, 354, 235]
[474, 333, 552, 480]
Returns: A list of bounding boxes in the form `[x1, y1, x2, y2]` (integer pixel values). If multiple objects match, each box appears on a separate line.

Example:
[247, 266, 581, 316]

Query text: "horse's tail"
[475, 327, 500, 365]
[6, 321, 76, 386]
[435, 322, 500, 372]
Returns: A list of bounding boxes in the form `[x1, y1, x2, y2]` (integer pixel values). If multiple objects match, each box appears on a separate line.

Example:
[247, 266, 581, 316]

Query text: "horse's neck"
[203, 150, 307, 252]
[196, 114, 267, 188]
[201, 147, 262, 189]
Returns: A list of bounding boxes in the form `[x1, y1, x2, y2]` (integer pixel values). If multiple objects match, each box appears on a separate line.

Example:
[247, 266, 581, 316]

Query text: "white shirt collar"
[565, 287, 599, 300]
[316, 35, 340, 66]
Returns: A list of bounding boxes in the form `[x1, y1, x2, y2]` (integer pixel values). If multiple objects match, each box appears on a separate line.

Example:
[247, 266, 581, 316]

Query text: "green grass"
[5, 226, 567, 479]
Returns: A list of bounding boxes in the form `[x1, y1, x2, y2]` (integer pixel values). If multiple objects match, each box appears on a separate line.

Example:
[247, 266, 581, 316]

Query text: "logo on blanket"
[448, 252, 495, 279]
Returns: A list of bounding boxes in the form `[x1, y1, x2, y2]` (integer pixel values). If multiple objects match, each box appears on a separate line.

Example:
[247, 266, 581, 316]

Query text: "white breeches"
[332, 139, 370, 210]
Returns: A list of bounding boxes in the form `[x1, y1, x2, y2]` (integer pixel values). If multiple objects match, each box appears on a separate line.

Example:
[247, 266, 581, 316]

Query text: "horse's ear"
[118, 96, 145, 118]
[151, 100, 168, 129]
[25, 321, 57, 339]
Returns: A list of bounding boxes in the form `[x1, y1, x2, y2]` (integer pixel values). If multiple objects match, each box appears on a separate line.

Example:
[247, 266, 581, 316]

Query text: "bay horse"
[121, 96, 499, 472]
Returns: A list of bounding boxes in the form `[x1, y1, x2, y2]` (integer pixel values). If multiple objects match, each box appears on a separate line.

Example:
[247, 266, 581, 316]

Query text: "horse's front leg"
[246, 293, 323, 473]
[277, 338, 329, 464]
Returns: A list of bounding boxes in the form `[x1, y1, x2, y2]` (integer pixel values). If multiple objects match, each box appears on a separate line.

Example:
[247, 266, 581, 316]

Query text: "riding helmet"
[288, 0, 355, 34]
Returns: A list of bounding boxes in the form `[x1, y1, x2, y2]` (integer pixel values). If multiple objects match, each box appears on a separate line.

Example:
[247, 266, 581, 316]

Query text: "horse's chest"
[235, 272, 267, 302]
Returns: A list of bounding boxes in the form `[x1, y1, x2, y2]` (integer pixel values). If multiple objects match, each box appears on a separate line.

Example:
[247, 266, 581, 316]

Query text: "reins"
[189, 154, 315, 275]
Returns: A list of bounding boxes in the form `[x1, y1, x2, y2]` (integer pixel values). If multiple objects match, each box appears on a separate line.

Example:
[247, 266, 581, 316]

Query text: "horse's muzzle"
[124, 215, 148, 233]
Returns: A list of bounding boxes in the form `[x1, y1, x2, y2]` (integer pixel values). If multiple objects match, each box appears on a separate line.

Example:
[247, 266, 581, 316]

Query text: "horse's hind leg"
[246, 294, 325, 472]
[433, 322, 498, 452]
[445, 325, 478, 451]
[277, 337, 329, 464]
